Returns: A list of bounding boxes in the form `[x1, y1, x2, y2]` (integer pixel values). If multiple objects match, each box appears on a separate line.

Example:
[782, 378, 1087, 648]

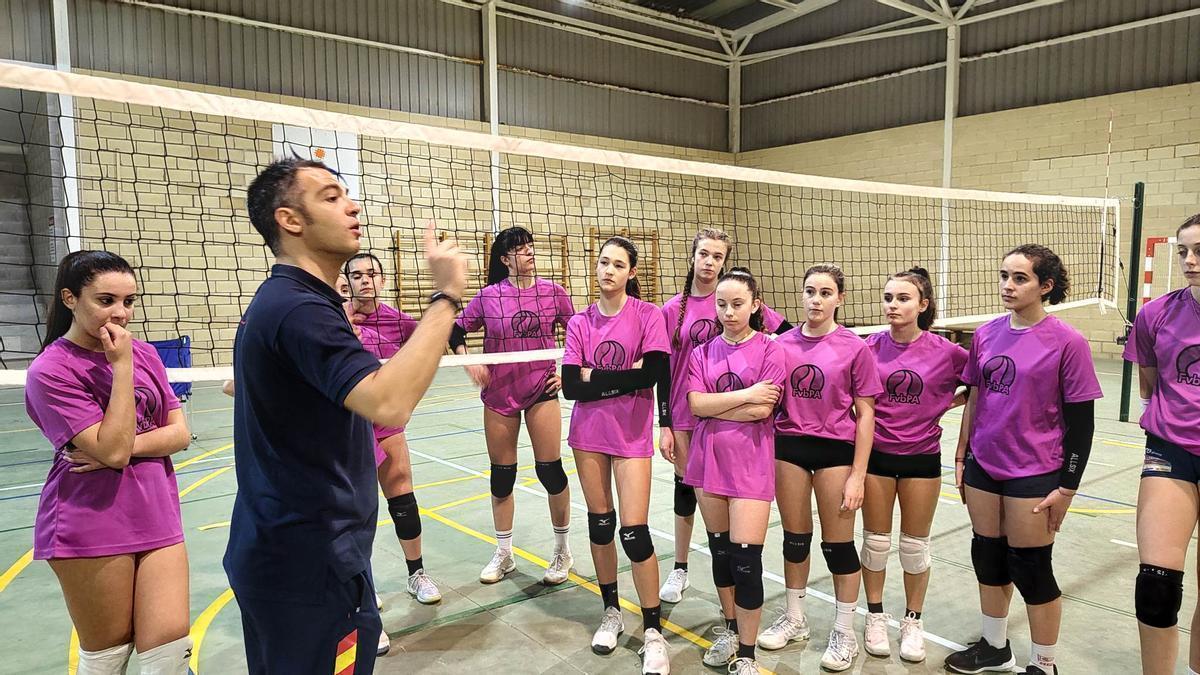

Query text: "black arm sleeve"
[561, 364, 629, 402]
[773, 319, 795, 335]
[448, 323, 468, 351]
[588, 364, 655, 390]
[648, 351, 672, 427]
[1059, 400, 1095, 491]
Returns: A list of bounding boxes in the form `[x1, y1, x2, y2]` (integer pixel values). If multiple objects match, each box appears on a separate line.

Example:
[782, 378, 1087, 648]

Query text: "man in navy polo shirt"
[225, 158, 467, 674]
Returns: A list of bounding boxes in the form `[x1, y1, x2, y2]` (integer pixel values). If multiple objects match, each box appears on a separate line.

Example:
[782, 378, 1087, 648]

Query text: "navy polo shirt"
[224, 264, 383, 603]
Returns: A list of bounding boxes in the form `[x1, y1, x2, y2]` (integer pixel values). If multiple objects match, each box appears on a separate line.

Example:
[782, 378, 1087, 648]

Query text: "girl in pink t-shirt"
[948, 245, 1101, 675]
[24, 251, 193, 673]
[861, 267, 967, 663]
[448, 227, 577, 588]
[561, 237, 672, 674]
[658, 228, 790, 605]
[684, 268, 786, 673]
[759, 264, 882, 672]
[1127, 214, 1200, 675]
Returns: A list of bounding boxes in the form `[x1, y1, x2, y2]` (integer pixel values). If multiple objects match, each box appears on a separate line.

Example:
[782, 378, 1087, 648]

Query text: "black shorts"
[867, 451, 942, 480]
[775, 435, 854, 472]
[1142, 433, 1200, 482]
[962, 454, 1057, 499]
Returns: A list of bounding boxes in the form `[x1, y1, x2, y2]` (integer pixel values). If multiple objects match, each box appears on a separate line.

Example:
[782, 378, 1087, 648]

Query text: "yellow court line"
[0, 549, 33, 594]
[68, 629, 79, 674]
[1101, 439, 1144, 449]
[419, 509, 719, 656]
[199, 521, 232, 531]
[940, 490, 1135, 514]
[189, 588, 236, 674]
[179, 466, 234, 498]
[176, 442, 235, 470]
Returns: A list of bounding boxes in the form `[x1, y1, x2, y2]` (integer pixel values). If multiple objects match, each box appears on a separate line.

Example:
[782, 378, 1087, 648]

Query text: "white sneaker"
[543, 550, 573, 585]
[756, 613, 810, 650]
[659, 568, 690, 603]
[728, 657, 762, 675]
[375, 593, 383, 610]
[407, 569, 442, 604]
[864, 611, 892, 657]
[703, 626, 738, 666]
[899, 612, 926, 662]
[639, 628, 671, 674]
[479, 549, 516, 583]
[820, 628, 859, 672]
[377, 629, 390, 657]
[591, 606, 625, 655]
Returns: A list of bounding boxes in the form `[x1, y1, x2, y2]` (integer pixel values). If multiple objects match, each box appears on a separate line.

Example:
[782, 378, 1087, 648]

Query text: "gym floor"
[0, 358, 1178, 674]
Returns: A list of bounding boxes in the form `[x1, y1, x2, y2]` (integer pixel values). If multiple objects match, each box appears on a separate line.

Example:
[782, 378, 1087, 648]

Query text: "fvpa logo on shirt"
[716, 372, 746, 392]
[593, 341, 627, 370]
[982, 355, 1016, 395]
[789, 364, 825, 399]
[689, 319, 722, 347]
[1177, 344, 1200, 386]
[886, 369, 924, 404]
[510, 310, 542, 338]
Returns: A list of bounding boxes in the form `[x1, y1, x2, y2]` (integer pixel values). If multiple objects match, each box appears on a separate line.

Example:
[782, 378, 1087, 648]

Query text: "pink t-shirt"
[684, 332, 786, 501]
[662, 291, 785, 432]
[564, 297, 671, 457]
[25, 338, 184, 559]
[867, 331, 969, 455]
[774, 325, 883, 442]
[1123, 288, 1200, 454]
[458, 278, 576, 416]
[963, 314, 1103, 480]
[357, 323, 405, 450]
[353, 302, 417, 359]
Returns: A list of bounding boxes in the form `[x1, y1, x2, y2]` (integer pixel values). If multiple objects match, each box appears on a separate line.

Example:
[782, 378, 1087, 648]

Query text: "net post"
[1118, 181, 1145, 423]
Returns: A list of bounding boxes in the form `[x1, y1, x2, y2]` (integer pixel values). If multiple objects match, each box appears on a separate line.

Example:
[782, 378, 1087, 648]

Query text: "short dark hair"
[246, 158, 333, 253]
[345, 252, 384, 276]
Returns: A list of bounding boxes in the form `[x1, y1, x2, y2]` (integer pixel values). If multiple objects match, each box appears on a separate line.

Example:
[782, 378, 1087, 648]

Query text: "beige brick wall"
[738, 82, 1200, 356]
[70, 70, 1196, 364]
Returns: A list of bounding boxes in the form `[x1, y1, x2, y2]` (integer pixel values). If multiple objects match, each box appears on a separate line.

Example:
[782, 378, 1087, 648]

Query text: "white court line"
[408, 447, 967, 651]
[0, 481, 43, 492]
[1110, 539, 1138, 550]
[939, 497, 959, 506]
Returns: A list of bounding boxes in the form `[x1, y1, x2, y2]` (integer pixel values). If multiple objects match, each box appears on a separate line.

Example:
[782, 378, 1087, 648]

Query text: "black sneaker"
[944, 639, 1017, 673]
[1021, 666, 1058, 675]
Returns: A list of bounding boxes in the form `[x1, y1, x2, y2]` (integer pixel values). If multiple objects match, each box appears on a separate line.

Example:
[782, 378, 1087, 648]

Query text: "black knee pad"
[821, 540, 861, 575]
[673, 474, 697, 517]
[386, 492, 422, 541]
[782, 531, 812, 564]
[731, 543, 765, 610]
[587, 510, 617, 545]
[708, 531, 733, 588]
[970, 532, 1011, 587]
[534, 459, 568, 495]
[1136, 564, 1184, 628]
[490, 463, 518, 498]
[619, 524, 654, 563]
[1007, 544, 1061, 605]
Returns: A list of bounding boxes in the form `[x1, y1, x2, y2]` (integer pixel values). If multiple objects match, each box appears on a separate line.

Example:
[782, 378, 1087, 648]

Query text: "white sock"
[981, 613, 1008, 649]
[496, 529, 512, 555]
[786, 587, 807, 621]
[1030, 641, 1055, 671]
[553, 525, 570, 553]
[76, 642, 133, 675]
[137, 635, 193, 675]
[834, 601, 856, 633]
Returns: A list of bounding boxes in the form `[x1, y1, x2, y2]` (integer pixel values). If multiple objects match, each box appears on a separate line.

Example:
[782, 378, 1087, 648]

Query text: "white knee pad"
[76, 642, 133, 675]
[137, 635, 193, 675]
[859, 530, 891, 572]
[898, 532, 931, 575]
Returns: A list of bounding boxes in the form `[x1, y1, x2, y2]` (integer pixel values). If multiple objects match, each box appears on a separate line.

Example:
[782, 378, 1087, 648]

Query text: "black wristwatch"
[429, 291, 462, 311]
